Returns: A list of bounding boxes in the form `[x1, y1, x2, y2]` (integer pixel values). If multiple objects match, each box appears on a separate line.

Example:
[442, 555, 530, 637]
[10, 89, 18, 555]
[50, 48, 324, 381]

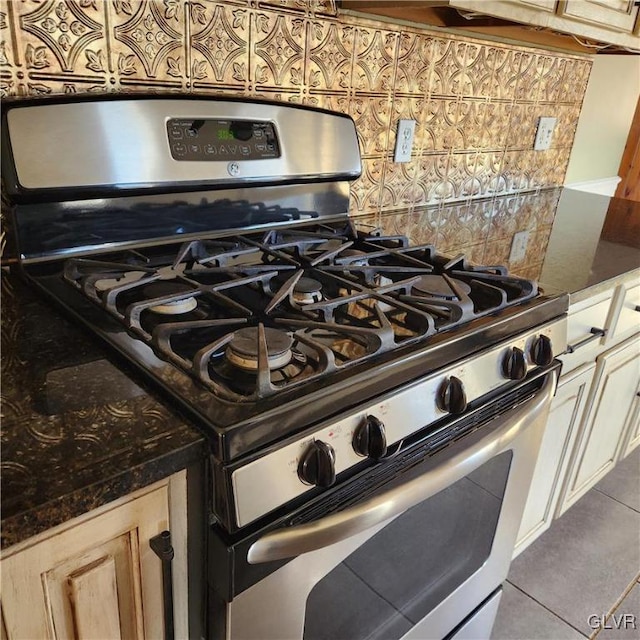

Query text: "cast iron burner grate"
[63, 221, 537, 402]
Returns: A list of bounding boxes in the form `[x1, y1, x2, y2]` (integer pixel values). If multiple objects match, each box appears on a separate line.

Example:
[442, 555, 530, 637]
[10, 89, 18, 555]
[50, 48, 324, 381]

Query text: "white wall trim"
[564, 176, 621, 197]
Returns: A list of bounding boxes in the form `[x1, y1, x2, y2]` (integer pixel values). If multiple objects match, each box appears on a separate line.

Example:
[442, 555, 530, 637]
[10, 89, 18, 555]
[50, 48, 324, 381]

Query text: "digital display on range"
[166, 118, 280, 161]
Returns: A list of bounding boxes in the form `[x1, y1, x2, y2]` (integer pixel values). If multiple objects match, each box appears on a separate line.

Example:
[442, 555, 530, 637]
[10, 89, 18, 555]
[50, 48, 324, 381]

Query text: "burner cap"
[226, 327, 294, 371]
[412, 275, 471, 300]
[143, 281, 198, 315]
[293, 277, 323, 304]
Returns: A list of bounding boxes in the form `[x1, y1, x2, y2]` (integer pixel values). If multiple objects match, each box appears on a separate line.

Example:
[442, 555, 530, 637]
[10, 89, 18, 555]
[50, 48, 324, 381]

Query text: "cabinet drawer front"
[560, 0, 640, 33]
[561, 298, 611, 372]
[613, 283, 640, 342]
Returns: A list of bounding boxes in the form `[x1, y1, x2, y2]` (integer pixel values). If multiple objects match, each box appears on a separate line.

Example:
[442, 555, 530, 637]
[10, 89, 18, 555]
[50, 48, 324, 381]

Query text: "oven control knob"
[298, 440, 336, 488]
[502, 347, 528, 380]
[437, 376, 467, 415]
[353, 415, 388, 460]
[530, 335, 554, 366]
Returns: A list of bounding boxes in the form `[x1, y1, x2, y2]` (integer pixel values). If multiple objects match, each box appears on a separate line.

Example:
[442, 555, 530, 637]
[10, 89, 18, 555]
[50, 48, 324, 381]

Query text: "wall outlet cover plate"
[509, 230, 530, 263]
[534, 116, 557, 151]
[394, 119, 416, 163]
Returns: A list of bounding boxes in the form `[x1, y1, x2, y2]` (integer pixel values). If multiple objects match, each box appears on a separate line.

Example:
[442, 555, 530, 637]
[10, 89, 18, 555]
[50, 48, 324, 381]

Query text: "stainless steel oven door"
[226, 370, 557, 640]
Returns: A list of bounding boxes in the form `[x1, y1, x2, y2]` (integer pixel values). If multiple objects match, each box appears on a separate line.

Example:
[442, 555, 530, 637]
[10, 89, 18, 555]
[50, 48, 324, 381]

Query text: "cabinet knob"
[437, 376, 467, 414]
[298, 440, 336, 488]
[353, 415, 388, 460]
[530, 334, 553, 366]
[502, 347, 528, 380]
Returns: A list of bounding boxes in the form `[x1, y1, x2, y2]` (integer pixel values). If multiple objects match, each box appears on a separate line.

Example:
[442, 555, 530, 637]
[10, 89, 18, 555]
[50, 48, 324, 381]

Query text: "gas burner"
[226, 326, 294, 372]
[143, 281, 198, 315]
[292, 277, 323, 304]
[94, 270, 148, 293]
[412, 275, 472, 300]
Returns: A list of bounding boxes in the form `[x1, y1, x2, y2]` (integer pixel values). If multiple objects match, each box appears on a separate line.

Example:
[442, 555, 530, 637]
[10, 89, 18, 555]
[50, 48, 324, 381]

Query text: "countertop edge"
[567, 267, 640, 305]
[1, 437, 206, 551]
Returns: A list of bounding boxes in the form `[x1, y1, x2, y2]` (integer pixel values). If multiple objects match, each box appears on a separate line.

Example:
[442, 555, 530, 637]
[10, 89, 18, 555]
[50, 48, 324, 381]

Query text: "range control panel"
[166, 118, 280, 161]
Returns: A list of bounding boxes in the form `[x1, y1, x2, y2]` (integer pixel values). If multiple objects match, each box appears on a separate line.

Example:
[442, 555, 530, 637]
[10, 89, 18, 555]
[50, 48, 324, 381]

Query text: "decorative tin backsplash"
[0, 0, 590, 219]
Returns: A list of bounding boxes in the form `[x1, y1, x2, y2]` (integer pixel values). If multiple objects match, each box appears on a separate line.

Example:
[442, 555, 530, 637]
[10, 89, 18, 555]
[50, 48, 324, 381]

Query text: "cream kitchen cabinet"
[558, 334, 640, 514]
[558, 0, 640, 35]
[0, 473, 188, 640]
[514, 362, 596, 557]
[344, 0, 640, 49]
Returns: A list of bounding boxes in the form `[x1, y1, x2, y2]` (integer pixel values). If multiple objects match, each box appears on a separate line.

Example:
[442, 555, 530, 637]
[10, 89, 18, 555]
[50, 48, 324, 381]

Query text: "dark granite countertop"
[539, 189, 640, 303]
[2, 187, 638, 550]
[1, 270, 206, 549]
[365, 187, 639, 304]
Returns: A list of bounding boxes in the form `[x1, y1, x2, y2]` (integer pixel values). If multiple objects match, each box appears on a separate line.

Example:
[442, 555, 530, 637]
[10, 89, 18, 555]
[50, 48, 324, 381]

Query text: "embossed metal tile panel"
[0, 0, 591, 217]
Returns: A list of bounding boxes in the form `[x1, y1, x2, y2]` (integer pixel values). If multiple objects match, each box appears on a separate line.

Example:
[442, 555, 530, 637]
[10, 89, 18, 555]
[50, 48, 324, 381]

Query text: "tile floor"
[492, 447, 640, 640]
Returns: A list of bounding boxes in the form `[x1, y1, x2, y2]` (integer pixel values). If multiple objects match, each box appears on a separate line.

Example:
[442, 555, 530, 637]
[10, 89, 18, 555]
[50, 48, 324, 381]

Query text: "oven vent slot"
[289, 375, 545, 526]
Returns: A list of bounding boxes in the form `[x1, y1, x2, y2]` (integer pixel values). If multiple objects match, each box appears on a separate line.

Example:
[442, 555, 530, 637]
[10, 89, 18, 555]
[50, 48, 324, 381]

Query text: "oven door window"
[303, 451, 512, 640]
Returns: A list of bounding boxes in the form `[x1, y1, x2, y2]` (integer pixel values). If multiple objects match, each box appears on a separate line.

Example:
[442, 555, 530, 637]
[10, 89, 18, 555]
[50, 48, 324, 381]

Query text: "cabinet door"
[559, 0, 640, 33]
[559, 335, 640, 514]
[622, 390, 640, 458]
[1, 475, 185, 640]
[514, 363, 595, 557]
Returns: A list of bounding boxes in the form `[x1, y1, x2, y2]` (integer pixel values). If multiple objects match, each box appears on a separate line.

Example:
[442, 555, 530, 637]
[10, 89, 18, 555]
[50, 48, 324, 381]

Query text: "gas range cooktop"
[61, 220, 538, 404]
[2, 95, 567, 462]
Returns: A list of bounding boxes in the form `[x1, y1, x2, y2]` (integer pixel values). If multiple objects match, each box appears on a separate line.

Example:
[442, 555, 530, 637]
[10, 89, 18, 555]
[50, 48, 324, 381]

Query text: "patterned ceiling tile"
[538, 55, 565, 104]
[474, 151, 506, 198]
[379, 156, 422, 211]
[500, 150, 528, 194]
[189, 2, 249, 90]
[252, 9, 305, 90]
[1, 0, 592, 220]
[16, 0, 107, 76]
[348, 93, 392, 156]
[430, 38, 470, 98]
[483, 237, 511, 267]
[521, 149, 544, 189]
[462, 43, 494, 98]
[302, 90, 348, 112]
[421, 97, 462, 153]
[0, 0, 17, 70]
[455, 98, 487, 150]
[415, 152, 453, 204]
[514, 50, 542, 102]
[506, 102, 538, 150]
[552, 103, 580, 148]
[352, 25, 397, 93]
[558, 58, 592, 104]
[445, 151, 480, 200]
[394, 30, 433, 95]
[254, 87, 301, 103]
[535, 148, 571, 187]
[257, 0, 337, 17]
[110, 0, 185, 85]
[348, 156, 384, 215]
[306, 19, 353, 92]
[482, 101, 511, 150]
[447, 241, 485, 265]
[486, 46, 519, 100]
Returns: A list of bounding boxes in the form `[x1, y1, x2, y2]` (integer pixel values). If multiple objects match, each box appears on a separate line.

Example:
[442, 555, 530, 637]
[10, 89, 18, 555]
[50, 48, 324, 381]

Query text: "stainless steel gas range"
[2, 96, 568, 640]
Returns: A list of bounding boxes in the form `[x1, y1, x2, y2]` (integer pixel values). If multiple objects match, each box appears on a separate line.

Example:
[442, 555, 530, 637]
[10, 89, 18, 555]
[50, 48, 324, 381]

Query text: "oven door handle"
[247, 370, 557, 565]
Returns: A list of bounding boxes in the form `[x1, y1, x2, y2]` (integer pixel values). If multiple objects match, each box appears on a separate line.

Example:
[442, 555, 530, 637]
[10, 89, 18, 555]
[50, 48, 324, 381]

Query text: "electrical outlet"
[394, 119, 416, 163]
[509, 230, 530, 263]
[534, 116, 557, 151]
